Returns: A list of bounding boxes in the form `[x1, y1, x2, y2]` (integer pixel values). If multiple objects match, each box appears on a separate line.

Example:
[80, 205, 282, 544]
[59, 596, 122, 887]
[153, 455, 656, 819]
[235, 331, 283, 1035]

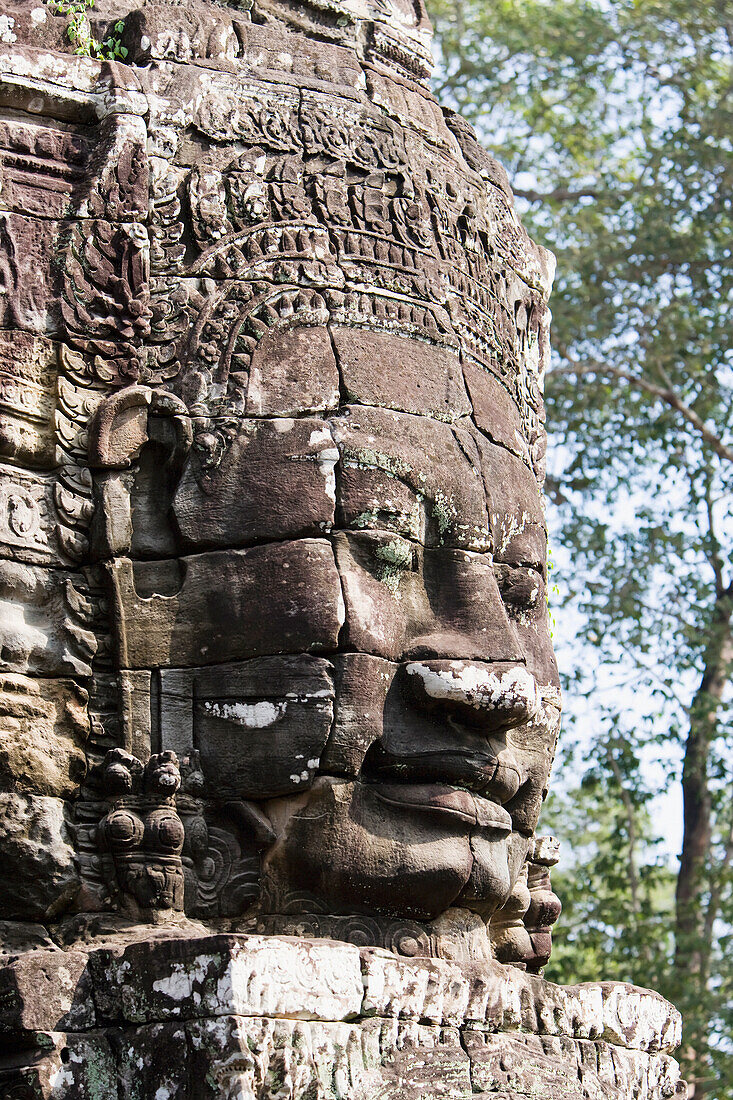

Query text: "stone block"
[595, 981, 683, 1054]
[186, 1014, 472, 1100]
[0, 559, 97, 677]
[173, 418, 337, 551]
[495, 563, 559, 687]
[472, 428, 546, 567]
[0, 330, 58, 467]
[119, 669, 153, 762]
[0, 461, 91, 567]
[0, 4, 70, 56]
[156, 656, 336, 799]
[111, 1021, 190, 1100]
[246, 326, 340, 416]
[331, 404, 489, 550]
[331, 328, 470, 420]
[0, 948, 94, 1039]
[193, 656, 334, 798]
[262, 777, 475, 921]
[528, 1033, 683, 1099]
[0, 934, 683, 1099]
[0, 93, 146, 225]
[0, 212, 60, 336]
[462, 361, 529, 461]
[0, 919, 55, 955]
[90, 934, 364, 1024]
[0, 673, 88, 798]
[334, 531, 523, 662]
[0, 793, 79, 921]
[360, 948, 470, 1026]
[0, 39, 146, 107]
[108, 539, 343, 668]
[0, 1032, 117, 1099]
[463, 1031, 586, 1098]
[320, 653, 397, 776]
[527, 976, 605, 1041]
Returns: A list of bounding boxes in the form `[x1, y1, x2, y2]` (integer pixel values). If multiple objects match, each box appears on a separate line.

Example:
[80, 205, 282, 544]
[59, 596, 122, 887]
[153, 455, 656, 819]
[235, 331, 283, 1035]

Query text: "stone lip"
[0, 932, 682, 1057]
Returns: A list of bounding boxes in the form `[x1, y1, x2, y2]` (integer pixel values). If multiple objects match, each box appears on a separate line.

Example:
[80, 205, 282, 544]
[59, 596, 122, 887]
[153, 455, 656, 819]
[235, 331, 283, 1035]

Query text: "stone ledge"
[0, 1016, 684, 1100]
[0, 932, 681, 1056]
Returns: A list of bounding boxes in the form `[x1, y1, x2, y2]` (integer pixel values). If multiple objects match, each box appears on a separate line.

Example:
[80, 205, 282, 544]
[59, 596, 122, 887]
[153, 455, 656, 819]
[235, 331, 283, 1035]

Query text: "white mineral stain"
[49, 1064, 74, 1090]
[57, 965, 73, 992]
[317, 447, 339, 503]
[203, 700, 286, 727]
[152, 955, 217, 1003]
[31, 6, 47, 22]
[274, 418, 295, 433]
[406, 662, 539, 715]
[336, 584, 346, 630]
[309, 428, 332, 448]
[0, 15, 17, 41]
[493, 511, 531, 555]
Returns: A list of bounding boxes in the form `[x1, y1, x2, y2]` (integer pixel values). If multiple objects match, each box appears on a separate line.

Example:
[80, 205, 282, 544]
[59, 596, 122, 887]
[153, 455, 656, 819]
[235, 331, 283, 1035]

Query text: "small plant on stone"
[46, 0, 128, 59]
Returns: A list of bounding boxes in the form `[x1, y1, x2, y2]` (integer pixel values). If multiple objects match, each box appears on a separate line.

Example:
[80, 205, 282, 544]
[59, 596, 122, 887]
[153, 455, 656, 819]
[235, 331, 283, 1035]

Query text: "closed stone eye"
[494, 564, 543, 612]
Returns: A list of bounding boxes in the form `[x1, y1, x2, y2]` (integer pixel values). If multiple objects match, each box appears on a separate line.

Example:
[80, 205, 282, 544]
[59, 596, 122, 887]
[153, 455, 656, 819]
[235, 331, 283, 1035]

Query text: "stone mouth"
[372, 782, 513, 832]
[361, 741, 522, 805]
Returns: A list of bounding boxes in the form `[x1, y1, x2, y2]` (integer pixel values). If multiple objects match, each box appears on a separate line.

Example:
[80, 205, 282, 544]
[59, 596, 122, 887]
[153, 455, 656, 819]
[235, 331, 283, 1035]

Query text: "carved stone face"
[257, 331, 558, 922]
[108, 323, 560, 926]
[0, 0, 557, 940]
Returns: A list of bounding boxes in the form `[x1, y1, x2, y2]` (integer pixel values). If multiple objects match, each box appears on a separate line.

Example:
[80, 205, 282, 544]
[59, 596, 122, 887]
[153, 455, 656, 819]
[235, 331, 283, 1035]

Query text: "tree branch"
[703, 475, 726, 598]
[513, 186, 603, 202]
[548, 359, 733, 465]
[543, 473, 569, 505]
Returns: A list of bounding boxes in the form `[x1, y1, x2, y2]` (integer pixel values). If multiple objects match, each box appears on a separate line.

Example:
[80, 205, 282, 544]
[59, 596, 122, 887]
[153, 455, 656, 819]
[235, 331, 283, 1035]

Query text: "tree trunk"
[674, 583, 733, 1096]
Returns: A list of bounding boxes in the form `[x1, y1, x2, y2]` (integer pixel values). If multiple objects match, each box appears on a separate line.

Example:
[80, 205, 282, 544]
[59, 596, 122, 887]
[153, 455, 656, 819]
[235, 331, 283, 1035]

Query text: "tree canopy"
[426, 1, 733, 1093]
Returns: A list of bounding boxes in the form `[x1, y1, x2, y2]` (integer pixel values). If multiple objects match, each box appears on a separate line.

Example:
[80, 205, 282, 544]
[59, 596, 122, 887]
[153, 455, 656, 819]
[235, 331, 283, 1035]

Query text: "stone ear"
[88, 387, 192, 560]
[88, 386, 192, 471]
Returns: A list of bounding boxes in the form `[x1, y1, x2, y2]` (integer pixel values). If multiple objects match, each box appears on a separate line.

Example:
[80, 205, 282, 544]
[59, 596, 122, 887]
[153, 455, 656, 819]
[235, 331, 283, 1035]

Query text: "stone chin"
[261, 777, 532, 922]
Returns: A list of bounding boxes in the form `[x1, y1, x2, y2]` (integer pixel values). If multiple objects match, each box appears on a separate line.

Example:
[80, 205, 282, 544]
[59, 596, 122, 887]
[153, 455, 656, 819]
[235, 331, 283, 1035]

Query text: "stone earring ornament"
[98, 749, 186, 916]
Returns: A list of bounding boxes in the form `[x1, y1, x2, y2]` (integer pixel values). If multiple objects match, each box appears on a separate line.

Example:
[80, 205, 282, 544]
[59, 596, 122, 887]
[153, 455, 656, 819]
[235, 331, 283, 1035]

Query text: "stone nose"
[405, 660, 540, 732]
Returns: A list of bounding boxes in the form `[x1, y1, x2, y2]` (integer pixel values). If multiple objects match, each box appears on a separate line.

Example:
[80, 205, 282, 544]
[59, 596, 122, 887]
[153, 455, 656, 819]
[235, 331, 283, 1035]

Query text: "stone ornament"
[98, 748, 186, 914]
[0, 0, 682, 1095]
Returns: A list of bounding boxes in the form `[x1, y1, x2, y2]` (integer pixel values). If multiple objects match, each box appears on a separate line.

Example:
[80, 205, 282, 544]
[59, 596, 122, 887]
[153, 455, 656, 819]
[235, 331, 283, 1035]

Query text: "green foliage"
[426, 0, 732, 1093]
[542, 777, 675, 994]
[46, 0, 128, 59]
